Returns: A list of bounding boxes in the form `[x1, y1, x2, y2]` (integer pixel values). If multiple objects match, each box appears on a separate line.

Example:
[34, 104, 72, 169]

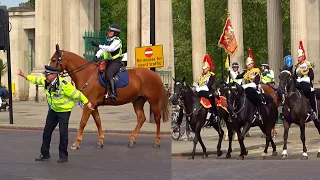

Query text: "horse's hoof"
[317, 152, 320, 158]
[260, 156, 266, 160]
[188, 156, 195, 160]
[153, 144, 160, 148]
[96, 143, 104, 149]
[272, 151, 278, 156]
[128, 141, 136, 148]
[301, 156, 308, 160]
[202, 154, 208, 159]
[245, 133, 250, 137]
[244, 149, 248, 156]
[281, 154, 288, 159]
[226, 153, 231, 159]
[237, 155, 244, 160]
[70, 143, 79, 150]
[217, 150, 223, 157]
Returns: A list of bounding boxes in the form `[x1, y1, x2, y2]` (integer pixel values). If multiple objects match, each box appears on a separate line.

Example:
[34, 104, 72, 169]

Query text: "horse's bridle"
[227, 85, 247, 118]
[279, 70, 302, 103]
[172, 82, 201, 117]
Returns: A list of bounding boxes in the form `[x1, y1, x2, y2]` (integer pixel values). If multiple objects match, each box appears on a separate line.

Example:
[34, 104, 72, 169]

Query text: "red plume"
[299, 41, 306, 60]
[248, 48, 256, 68]
[203, 54, 215, 70]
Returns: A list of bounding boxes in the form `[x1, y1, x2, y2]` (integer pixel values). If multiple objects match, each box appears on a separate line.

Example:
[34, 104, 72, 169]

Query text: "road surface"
[0, 129, 171, 180]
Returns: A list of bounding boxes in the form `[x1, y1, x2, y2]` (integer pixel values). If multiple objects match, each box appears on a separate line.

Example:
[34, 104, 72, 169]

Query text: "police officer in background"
[91, 24, 123, 101]
[18, 65, 94, 163]
[227, 62, 243, 85]
[261, 62, 275, 85]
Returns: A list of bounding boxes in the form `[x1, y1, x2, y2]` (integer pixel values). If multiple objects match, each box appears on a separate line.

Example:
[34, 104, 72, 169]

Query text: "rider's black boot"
[108, 79, 117, 102]
[309, 91, 318, 121]
[209, 94, 220, 122]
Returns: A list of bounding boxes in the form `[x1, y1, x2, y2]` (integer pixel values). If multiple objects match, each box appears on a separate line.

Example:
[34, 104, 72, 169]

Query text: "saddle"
[200, 96, 228, 113]
[97, 60, 129, 90]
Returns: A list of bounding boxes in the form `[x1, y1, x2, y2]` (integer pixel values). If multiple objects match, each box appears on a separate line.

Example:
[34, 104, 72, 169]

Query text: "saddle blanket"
[98, 70, 129, 90]
[200, 96, 228, 113]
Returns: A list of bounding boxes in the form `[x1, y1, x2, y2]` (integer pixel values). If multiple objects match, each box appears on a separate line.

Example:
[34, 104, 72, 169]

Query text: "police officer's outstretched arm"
[61, 80, 94, 110]
[18, 69, 45, 86]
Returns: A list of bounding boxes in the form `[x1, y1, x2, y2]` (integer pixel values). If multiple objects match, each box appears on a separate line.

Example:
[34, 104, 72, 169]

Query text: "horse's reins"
[174, 84, 201, 117]
[280, 70, 302, 107]
[52, 50, 98, 91]
[228, 86, 247, 119]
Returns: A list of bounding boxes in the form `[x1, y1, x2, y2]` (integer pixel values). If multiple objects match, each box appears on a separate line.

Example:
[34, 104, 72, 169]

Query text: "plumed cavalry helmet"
[231, 62, 239, 68]
[108, 24, 121, 36]
[246, 57, 254, 66]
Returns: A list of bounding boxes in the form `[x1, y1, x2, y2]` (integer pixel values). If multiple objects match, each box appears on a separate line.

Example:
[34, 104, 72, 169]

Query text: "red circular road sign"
[144, 47, 153, 58]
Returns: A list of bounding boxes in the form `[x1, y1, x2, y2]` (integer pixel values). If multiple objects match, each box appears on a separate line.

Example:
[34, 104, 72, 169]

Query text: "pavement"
[0, 129, 171, 180]
[0, 101, 170, 134]
[172, 124, 320, 158]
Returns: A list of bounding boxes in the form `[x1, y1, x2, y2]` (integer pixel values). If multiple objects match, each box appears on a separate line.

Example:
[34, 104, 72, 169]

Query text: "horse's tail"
[159, 86, 170, 123]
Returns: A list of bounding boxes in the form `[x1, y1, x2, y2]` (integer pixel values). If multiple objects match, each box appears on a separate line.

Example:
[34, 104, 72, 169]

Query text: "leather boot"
[35, 154, 50, 161]
[108, 79, 117, 102]
[309, 91, 318, 121]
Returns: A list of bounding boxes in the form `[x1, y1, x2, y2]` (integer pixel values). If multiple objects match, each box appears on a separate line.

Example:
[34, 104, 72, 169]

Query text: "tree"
[0, 58, 7, 88]
[27, 0, 35, 8]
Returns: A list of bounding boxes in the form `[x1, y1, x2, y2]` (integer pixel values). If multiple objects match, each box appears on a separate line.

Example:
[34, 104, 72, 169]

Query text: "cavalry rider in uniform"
[194, 55, 220, 123]
[261, 62, 275, 86]
[236, 57, 263, 122]
[294, 48, 318, 121]
[227, 62, 242, 85]
[91, 24, 123, 101]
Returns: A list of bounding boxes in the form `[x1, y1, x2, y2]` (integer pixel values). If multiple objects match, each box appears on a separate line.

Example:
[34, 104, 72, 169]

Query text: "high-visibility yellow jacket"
[26, 75, 89, 112]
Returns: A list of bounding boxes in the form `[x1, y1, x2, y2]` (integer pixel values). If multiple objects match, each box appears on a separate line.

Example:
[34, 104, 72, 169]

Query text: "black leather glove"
[91, 41, 99, 48]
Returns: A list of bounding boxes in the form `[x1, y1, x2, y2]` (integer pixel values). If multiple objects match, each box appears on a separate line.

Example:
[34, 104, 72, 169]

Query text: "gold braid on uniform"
[297, 60, 313, 77]
[198, 72, 215, 87]
[243, 68, 261, 83]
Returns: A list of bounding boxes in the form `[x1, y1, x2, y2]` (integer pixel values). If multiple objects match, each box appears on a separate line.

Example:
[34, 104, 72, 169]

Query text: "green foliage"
[0, 58, 7, 88]
[27, 0, 35, 8]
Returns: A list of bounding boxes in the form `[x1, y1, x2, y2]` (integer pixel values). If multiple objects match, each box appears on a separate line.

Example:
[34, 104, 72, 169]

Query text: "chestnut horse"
[49, 45, 169, 149]
[261, 84, 281, 137]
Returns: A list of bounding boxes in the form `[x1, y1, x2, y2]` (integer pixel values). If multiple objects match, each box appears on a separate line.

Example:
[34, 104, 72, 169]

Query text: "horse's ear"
[56, 44, 60, 51]
[279, 68, 282, 73]
[183, 76, 186, 82]
[172, 77, 176, 82]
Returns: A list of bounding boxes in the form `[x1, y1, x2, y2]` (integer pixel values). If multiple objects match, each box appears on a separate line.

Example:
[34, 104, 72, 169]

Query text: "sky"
[0, 0, 28, 8]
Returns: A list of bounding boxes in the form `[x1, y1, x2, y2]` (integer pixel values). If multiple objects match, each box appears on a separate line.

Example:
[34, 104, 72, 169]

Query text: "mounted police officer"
[18, 66, 94, 163]
[227, 62, 242, 85]
[236, 57, 263, 123]
[194, 55, 220, 124]
[91, 24, 123, 101]
[261, 62, 275, 85]
[294, 47, 317, 121]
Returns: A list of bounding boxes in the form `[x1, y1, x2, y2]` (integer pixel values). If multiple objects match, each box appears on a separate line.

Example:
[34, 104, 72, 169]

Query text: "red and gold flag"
[218, 17, 238, 55]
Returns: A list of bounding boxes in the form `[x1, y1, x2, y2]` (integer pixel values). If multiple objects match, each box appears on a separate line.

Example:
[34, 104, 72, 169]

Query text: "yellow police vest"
[262, 70, 274, 83]
[198, 71, 215, 87]
[243, 68, 261, 83]
[103, 37, 122, 60]
[230, 71, 239, 83]
[26, 75, 89, 112]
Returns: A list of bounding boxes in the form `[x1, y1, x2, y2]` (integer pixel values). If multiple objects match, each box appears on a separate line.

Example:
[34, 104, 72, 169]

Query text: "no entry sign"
[135, 45, 164, 68]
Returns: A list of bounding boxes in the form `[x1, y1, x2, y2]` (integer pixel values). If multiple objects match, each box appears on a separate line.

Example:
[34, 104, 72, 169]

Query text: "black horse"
[171, 78, 225, 159]
[278, 65, 320, 160]
[225, 82, 278, 160]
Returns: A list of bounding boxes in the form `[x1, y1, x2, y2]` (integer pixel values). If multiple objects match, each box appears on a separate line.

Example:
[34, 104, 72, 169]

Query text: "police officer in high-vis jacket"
[91, 24, 123, 101]
[261, 62, 275, 85]
[18, 66, 94, 163]
[227, 62, 242, 85]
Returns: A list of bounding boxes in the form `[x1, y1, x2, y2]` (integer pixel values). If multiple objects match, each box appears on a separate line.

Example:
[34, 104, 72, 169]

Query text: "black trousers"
[245, 87, 261, 109]
[198, 90, 218, 115]
[105, 60, 122, 81]
[298, 82, 317, 112]
[41, 110, 71, 159]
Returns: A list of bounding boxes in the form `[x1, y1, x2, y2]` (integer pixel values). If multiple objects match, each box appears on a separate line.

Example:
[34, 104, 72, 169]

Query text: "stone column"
[191, 0, 206, 83]
[50, 0, 63, 56]
[69, 0, 80, 54]
[94, 0, 101, 31]
[35, 0, 50, 68]
[307, 0, 320, 84]
[290, 0, 308, 65]
[127, 0, 141, 68]
[79, 0, 94, 57]
[228, 0, 244, 71]
[141, 0, 150, 46]
[62, 0, 71, 51]
[267, 0, 283, 83]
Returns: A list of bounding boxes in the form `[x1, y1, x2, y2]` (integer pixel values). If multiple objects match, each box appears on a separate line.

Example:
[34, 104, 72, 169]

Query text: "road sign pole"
[149, 0, 155, 123]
